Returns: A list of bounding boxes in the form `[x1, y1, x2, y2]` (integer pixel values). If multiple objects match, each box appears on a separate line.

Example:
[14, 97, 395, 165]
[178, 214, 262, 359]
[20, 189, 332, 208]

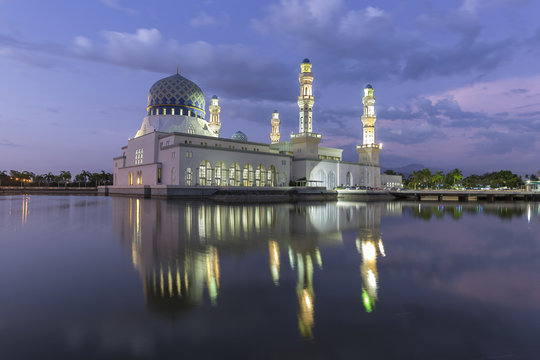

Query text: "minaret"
[291, 58, 321, 161]
[361, 85, 376, 145]
[270, 110, 280, 143]
[356, 84, 381, 167]
[208, 95, 221, 136]
[298, 58, 314, 134]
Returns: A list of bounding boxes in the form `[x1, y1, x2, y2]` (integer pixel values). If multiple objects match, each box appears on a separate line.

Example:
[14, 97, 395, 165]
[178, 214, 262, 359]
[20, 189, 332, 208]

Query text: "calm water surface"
[0, 195, 539, 359]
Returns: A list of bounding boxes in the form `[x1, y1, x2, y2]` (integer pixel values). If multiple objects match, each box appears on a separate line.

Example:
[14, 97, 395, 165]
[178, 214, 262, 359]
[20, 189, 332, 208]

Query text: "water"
[0, 195, 539, 359]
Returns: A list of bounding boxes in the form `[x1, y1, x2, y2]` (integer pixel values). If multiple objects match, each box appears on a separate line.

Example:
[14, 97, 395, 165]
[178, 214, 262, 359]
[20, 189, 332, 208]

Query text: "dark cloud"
[0, 29, 294, 102]
[516, 110, 540, 117]
[379, 97, 491, 128]
[0, 139, 22, 147]
[505, 88, 529, 95]
[471, 129, 536, 155]
[253, 1, 523, 84]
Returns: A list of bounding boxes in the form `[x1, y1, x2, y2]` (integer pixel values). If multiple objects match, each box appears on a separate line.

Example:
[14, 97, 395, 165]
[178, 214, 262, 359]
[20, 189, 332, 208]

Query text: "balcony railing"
[290, 132, 322, 139]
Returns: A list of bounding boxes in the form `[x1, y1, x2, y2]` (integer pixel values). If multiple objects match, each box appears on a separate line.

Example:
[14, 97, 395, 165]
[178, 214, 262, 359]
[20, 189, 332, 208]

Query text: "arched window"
[215, 161, 227, 186]
[346, 172, 352, 187]
[229, 162, 240, 186]
[267, 165, 277, 187]
[185, 168, 192, 185]
[255, 164, 266, 187]
[199, 160, 212, 186]
[315, 169, 326, 188]
[171, 167, 176, 184]
[328, 171, 336, 190]
[243, 164, 254, 187]
[128, 171, 133, 185]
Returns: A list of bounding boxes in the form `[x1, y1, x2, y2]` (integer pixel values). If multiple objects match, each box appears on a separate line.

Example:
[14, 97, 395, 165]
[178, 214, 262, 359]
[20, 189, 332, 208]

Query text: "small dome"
[147, 74, 205, 118]
[212, 95, 218, 99]
[231, 131, 248, 142]
[302, 58, 310, 63]
[365, 84, 373, 89]
[273, 109, 278, 113]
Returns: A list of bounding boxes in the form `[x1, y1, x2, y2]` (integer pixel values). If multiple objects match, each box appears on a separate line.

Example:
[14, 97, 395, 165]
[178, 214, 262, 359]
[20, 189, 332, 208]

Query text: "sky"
[0, 0, 539, 175]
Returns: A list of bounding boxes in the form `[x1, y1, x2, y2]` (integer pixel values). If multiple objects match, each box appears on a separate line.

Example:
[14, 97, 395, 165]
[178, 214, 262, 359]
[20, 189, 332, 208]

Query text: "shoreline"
[2, 186, 540, 202]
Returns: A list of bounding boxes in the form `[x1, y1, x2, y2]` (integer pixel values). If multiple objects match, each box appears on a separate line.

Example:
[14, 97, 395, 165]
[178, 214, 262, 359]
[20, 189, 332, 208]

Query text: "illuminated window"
[128, 171, 133, 185]
[157, 168, 161, 183]
[134, 148, 144, 165]
[185, 168, 192, 185]
[267, 165, 276, 187]
[215, 162, 227, 186]
[198, 160, 212, 186]
[243, 164, 254, 187]
[256, 164, 266, 186]
[229, 162, 240, 186]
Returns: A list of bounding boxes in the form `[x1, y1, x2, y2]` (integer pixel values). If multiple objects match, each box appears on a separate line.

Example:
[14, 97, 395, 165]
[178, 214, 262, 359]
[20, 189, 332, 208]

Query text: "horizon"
[1, 0, 539, 175]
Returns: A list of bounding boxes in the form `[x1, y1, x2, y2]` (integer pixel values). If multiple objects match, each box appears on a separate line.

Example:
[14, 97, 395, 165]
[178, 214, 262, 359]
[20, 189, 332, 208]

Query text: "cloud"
[459, 0, 532, 14]
[0, 139, 22, 147]
[67, 28, 294, 101]
[190, 13, 218, 27]
[253, 0, 524, 84]
[100, 0, 137, 15]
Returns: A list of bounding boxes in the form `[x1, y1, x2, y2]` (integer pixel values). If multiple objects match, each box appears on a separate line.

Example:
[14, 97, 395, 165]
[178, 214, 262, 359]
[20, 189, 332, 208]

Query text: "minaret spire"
[270, 110, 280, 143]
[208, 95, 221, 136]
[356, 84, 381, 167]
[297, 58, 314, 134]
[290, 58, 321, 161]
[176, 64, 179, 74]
[361, 84, 376, 145]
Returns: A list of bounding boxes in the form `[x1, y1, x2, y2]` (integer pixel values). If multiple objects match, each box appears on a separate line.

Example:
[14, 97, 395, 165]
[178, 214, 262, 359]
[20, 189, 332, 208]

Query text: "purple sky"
[1, 0, 539, 175]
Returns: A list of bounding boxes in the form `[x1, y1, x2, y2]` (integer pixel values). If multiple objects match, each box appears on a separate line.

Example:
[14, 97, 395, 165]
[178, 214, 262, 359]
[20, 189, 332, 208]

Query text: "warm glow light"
[362, 241, 377, 262]
[303, 289, 313, 311]
[367, 269, 377, 291]
[378, 240, 386, 257]
[269, 240, 281, 285]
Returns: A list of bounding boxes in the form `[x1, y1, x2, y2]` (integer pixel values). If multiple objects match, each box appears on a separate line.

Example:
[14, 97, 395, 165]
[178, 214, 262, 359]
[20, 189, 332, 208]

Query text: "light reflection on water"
[0, 196, 539, 359]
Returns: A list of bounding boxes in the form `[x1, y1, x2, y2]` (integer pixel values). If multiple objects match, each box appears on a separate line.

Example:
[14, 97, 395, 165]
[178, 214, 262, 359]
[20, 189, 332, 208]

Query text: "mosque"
[112, 59, 383, 191]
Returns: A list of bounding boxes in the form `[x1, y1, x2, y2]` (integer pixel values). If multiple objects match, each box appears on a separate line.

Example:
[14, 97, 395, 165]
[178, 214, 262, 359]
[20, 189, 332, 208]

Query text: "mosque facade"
[112, 59, 382, 190]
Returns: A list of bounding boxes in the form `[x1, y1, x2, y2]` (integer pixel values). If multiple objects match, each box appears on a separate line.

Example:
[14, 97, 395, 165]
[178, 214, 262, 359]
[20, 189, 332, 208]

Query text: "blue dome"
[365, 84, 373, 89]
[231, 131, 248, 142]
[302, 58, 310, 63]
[147, 74, 206, 118]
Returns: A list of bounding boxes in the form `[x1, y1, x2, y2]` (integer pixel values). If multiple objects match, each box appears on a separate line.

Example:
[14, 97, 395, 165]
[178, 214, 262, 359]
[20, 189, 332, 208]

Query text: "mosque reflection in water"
[113, 198, 394, 338]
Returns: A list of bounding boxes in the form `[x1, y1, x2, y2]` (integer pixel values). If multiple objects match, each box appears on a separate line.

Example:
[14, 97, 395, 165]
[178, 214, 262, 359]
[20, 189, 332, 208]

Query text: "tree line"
[385, 168, 536, 190]
[0, 170, 113, 187]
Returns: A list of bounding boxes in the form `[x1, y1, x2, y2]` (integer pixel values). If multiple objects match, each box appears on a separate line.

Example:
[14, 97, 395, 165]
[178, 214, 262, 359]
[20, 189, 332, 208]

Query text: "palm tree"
[0, 170, 7, 186]
[433, 171, 444, 189]
[59, 171, 72, 187]
[74, 173, 85, 188]
[34, 174, 45, 187]
[418, 168, 432, 189]
[10, 170, 22, 186]
[449, 169, 463, 189]
[81, 170, 92, 187]
[44, 172, 55, 187]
